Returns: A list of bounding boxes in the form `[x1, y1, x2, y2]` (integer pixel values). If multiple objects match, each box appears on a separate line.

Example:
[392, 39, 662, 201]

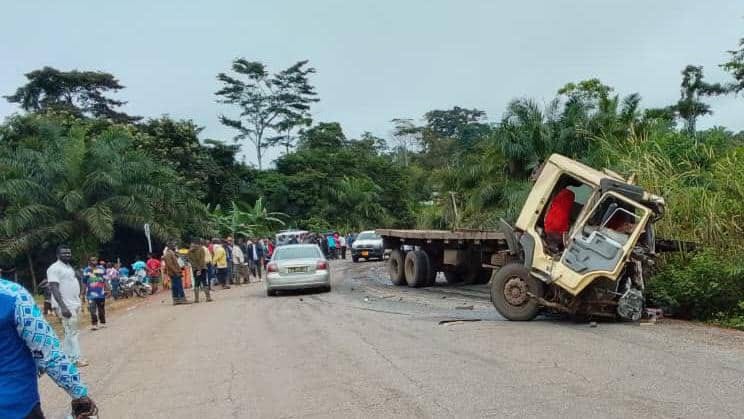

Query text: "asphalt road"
[39, 260, 744, 418]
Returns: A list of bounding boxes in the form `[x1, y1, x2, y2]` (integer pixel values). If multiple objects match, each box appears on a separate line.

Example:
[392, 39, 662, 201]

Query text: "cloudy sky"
[1, 0, 742, 166]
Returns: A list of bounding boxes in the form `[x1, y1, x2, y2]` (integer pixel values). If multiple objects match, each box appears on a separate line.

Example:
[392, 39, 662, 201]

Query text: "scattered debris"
[299, 298, 304, 302]
[363, 297, 370, 303]
[438, 319, 482, 325]
[441, 296, 447, 299]
[455, 305, 474, 310]
[589, 321, 598, 328]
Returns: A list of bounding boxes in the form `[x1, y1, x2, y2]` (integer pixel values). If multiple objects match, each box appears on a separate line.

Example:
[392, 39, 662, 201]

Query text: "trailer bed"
[376, 229, 505, 242]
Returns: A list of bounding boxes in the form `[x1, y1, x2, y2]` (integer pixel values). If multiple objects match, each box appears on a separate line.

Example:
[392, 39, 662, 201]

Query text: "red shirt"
[544, 189, 575, 234]
[146, 258, 161, 277]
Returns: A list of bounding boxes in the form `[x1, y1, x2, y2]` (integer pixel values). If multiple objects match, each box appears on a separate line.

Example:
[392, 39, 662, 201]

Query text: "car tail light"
[267, 263, 278, 273]
[316, 261, 328, 270]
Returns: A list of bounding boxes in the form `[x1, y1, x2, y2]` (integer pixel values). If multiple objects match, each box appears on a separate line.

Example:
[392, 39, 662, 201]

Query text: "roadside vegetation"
[1, 36, 743, 327]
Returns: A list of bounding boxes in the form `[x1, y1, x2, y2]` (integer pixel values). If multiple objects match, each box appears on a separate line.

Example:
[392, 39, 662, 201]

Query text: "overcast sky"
[2, 0, 742, 166]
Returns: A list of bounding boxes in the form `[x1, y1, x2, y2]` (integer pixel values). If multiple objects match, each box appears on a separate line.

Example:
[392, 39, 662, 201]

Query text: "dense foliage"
[1, 31, 743, 328]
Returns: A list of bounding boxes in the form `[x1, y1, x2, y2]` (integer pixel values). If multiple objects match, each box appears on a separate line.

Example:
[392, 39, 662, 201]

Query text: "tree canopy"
[4, 66, 140, 123]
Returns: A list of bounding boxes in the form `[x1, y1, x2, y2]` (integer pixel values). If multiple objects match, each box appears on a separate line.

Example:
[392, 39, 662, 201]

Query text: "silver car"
[266, 244, 331, 296]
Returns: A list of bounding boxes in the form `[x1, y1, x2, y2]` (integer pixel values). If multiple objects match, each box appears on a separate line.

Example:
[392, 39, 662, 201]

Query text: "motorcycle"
[119, 275, 152, 298]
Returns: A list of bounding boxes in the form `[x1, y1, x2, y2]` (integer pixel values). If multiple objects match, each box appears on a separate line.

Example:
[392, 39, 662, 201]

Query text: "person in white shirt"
[339, 235, 348, 260]
[232, 240, 246, 285]
[47, 245, 89, 367]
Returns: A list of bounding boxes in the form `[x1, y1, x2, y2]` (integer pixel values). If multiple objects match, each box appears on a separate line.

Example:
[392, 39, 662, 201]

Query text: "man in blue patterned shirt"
[0, 276, 97, 418]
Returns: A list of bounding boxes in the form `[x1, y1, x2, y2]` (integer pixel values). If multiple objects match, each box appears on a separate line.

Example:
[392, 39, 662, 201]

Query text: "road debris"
[589, 321, 598, 328]
[438, 319, 482, 326]
[455, 305, 474, 310]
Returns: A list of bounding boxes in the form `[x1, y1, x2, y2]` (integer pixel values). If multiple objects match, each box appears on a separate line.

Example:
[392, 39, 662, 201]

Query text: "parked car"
[275, 229, 309, 246]
[351, 230, 384, 262]
[265, 244, 331, 296]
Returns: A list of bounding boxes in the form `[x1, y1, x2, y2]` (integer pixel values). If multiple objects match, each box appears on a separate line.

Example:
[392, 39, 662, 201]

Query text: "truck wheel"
[404, 250, 429, 287]
[490, 263, 544, 321]
[443, 271, 463, 284]
[418, 250, 437, 287]
[388, 250, 406, 286]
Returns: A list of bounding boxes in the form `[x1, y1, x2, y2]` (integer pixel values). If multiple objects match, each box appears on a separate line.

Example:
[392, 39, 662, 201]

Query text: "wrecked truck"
[379, 154, 667, 321]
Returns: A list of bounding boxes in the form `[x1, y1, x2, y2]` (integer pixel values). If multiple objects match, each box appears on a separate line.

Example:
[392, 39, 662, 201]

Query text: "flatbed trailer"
[376, 228, 513, 288]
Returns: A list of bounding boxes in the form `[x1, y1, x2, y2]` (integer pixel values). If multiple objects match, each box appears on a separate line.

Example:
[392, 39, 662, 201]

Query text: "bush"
[647, 250, 744, 322]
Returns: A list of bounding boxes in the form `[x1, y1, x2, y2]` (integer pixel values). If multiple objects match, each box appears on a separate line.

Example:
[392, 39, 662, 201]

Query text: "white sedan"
[266, 244, 331, 296]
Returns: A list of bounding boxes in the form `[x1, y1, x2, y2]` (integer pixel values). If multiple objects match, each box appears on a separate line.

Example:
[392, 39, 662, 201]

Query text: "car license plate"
[288, 267, 307, 273]
[361, 251, 369, 257]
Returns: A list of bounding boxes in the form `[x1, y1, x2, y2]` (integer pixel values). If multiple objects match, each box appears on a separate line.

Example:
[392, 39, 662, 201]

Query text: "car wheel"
[352, 256, 359, 263]
[266, 289, 277, 297]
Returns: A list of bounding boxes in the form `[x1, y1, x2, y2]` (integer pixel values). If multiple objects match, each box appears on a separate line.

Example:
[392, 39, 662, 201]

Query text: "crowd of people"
[301, 232, 355, 260]
[0, 230, 368, 417]
[0, 234, 283, 418]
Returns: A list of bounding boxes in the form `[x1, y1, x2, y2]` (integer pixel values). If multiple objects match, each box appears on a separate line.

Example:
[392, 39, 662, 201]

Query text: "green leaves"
[216, 59, 318, 169]
[4, 66, 140, 123]
[0, 116, 206, 260]
[209, 198, 287, 238]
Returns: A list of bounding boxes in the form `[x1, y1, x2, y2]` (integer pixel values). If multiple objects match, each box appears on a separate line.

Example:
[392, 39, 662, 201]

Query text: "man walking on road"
[146, 253, 162, 293]
[232, 239, 246, 285]
[212, 239, 230, 289]
[1, 278, 98, 419]
[82, 257, 107, 331]
[47, 245, 89, 367]
[164, 242, 190, 305]
[188, 239, 212, 303]
[339, 233, 347, 260]
[248, 239, 264, 282]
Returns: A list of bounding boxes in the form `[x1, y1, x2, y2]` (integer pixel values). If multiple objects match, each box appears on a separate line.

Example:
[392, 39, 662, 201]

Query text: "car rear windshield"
[356, 232, 380, 240]
[273, 246, 322, 261]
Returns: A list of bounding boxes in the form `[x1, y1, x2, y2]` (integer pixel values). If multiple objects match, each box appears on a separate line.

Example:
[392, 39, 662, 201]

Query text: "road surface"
[39, 260, 744, 418]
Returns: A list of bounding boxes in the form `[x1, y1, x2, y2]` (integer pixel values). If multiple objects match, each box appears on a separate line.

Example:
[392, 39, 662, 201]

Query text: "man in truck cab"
[544, 186, 575, 253]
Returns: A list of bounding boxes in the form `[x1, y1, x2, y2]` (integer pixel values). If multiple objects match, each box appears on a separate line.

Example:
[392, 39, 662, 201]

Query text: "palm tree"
[0, 121, 204, 270]
[209, 198, 287, 238]
[329, 176, 387, 230]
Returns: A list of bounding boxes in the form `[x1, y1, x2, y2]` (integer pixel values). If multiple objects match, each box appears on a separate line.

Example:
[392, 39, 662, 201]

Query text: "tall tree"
[215, 59, 318, 169]
[722, 37, 744, 93]
[673, 65, 726, 134]
[270, 61, 319, 154]
[4, 66, 140, 123]
[297, 122, 346, 150]
[423, 106, 487, 139]
[391, 118, 420, 167]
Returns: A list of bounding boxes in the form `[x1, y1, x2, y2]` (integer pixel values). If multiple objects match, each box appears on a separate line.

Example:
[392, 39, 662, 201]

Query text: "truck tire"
[490, 263, 544, 321]
[404, 250, 429, 287]
[388, 250, 406, 286]
[443, 271, 464, 284]
[418, 250, 437, 286]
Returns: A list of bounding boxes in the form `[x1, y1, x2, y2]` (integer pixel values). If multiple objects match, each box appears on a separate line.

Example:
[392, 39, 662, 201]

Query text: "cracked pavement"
[38, 259, 744, 418]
